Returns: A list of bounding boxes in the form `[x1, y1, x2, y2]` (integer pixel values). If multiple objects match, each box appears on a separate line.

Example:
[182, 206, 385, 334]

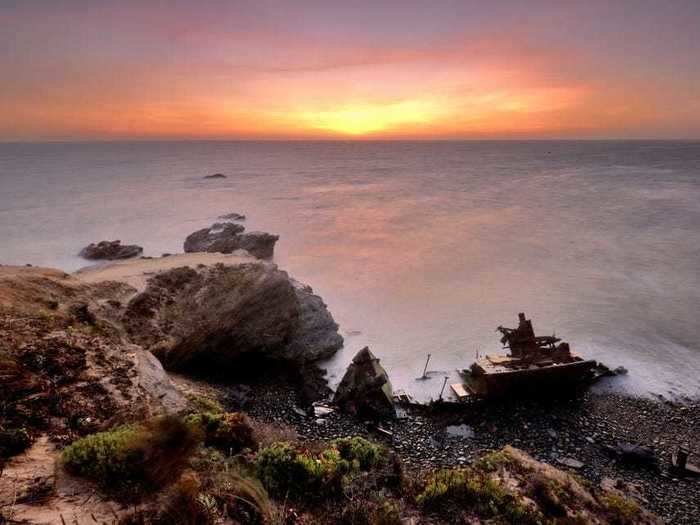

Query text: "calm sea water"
[1, 141, 699, 399]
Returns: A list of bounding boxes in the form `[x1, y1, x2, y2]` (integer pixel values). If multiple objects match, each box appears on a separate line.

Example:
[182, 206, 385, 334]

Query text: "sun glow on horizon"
[2, 2, 699, 140]
[295, 99, 444, 135]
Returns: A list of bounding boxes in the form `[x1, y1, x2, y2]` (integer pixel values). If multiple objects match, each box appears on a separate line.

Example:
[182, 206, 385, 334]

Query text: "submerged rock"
[79, 240, 143, 260]
[121, 262, 343, 373]
[333, 347, 395, 419]
[219, 212, 246, 221]
[184, 222, 279, 259]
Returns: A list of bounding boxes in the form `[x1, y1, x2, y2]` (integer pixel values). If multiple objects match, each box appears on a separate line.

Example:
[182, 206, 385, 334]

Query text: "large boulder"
[121, 262, 343, 373]
[333, 347, 395, 419]
[184, 222, 279, 259]
[79, 240, 143, 260]
[237, 231, 279, 259]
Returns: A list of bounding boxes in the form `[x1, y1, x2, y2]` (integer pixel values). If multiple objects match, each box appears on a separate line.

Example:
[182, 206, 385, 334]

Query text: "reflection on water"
[1, 140, 699, 399]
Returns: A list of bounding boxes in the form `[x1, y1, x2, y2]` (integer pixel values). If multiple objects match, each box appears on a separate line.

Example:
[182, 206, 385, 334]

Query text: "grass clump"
[371, 499, 402, 525]
[472, 448, 514, 473]
[416, 468, 540, 524]
[339, 498, 401, 525]
[62, 415, 200, 495]
[186, 411, 256, 454]
[601, 493, 642, 525]
[529, 474, 568, 518]
[147, 462, 272, 525]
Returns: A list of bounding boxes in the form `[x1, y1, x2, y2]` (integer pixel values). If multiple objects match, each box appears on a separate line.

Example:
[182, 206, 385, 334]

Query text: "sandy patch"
[74, 252, 259, 291]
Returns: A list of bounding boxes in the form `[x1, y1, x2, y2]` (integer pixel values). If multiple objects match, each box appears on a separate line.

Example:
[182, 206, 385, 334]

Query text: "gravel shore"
[222, 374, 699, 525]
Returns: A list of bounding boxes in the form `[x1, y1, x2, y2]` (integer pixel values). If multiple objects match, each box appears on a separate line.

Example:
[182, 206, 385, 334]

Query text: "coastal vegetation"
[254, 436, 387, 499]
[185, 411, 257, 453]
[56, 417, 657, 524]
[62, 415, 200, 494]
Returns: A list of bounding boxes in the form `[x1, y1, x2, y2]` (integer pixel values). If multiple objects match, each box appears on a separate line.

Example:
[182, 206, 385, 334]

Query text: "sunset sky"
[2, 1, 700, 140]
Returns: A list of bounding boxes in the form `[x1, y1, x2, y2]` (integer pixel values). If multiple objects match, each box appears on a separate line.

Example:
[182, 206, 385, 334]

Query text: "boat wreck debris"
[452, 313, 597, 400]
[334, 347, 396, 419]
[671, 446, 700, 478]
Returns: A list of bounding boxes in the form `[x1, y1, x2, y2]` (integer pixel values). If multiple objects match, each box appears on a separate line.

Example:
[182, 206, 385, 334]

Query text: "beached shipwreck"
[452, 313, 597, 401]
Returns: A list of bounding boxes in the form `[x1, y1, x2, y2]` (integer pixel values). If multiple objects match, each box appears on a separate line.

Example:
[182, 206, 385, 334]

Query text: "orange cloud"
[2, 11, 698, 140]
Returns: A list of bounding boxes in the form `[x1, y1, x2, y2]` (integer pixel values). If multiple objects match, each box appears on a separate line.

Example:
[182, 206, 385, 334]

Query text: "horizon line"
[2, 137, 700, 145]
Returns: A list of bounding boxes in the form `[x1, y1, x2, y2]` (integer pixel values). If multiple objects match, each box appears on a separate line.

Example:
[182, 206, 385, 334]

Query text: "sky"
[1, 0, 700, 140]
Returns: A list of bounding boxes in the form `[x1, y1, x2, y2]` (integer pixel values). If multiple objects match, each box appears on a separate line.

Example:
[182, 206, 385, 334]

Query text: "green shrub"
[62, 424, 139, 482]
[472, 449, 513, 473]
[255, 437, 387, 502]
[186, 412, 257, 454]
[255, 442, 328, 498]
[62, 415, 201, 494]
[332, 436, 385, 470]
[185, 393, 224, 415]
[0, 427, 32, 458]
[416, 468, 540, 524]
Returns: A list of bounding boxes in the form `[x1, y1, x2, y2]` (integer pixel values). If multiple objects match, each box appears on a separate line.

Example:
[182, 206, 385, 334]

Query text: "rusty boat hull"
[461, 354, 597, 399]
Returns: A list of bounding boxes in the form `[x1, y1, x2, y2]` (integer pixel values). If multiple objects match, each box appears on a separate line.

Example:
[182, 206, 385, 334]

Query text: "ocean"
[1, 140, 699, 400]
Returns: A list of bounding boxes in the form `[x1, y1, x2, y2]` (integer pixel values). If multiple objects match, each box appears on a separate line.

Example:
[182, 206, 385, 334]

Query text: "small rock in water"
[79, 240, 143, 260]
[219, 212, 246, 221]
[204, 173, 226, 179]
[184, 222, 278, 259]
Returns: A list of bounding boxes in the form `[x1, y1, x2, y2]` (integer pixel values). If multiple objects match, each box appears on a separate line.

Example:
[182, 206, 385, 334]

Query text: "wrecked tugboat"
[452, 313, 597, 400]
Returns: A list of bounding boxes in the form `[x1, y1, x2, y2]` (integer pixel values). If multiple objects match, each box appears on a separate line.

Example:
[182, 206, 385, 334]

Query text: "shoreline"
[2, 254, 699, 522]
[181, 371, 699, 524]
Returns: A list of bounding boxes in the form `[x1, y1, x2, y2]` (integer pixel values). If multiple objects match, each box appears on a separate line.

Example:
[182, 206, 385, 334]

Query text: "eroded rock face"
[0, 267, 185, 465]
[79, 240, 143, 260]
[184, 222, 279, 259]
[333, 347, 395, 419]
[121, 263, 343, 373]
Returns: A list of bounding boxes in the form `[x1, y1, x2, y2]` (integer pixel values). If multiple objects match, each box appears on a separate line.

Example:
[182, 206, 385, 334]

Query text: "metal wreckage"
[451, 313, 598, 401]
